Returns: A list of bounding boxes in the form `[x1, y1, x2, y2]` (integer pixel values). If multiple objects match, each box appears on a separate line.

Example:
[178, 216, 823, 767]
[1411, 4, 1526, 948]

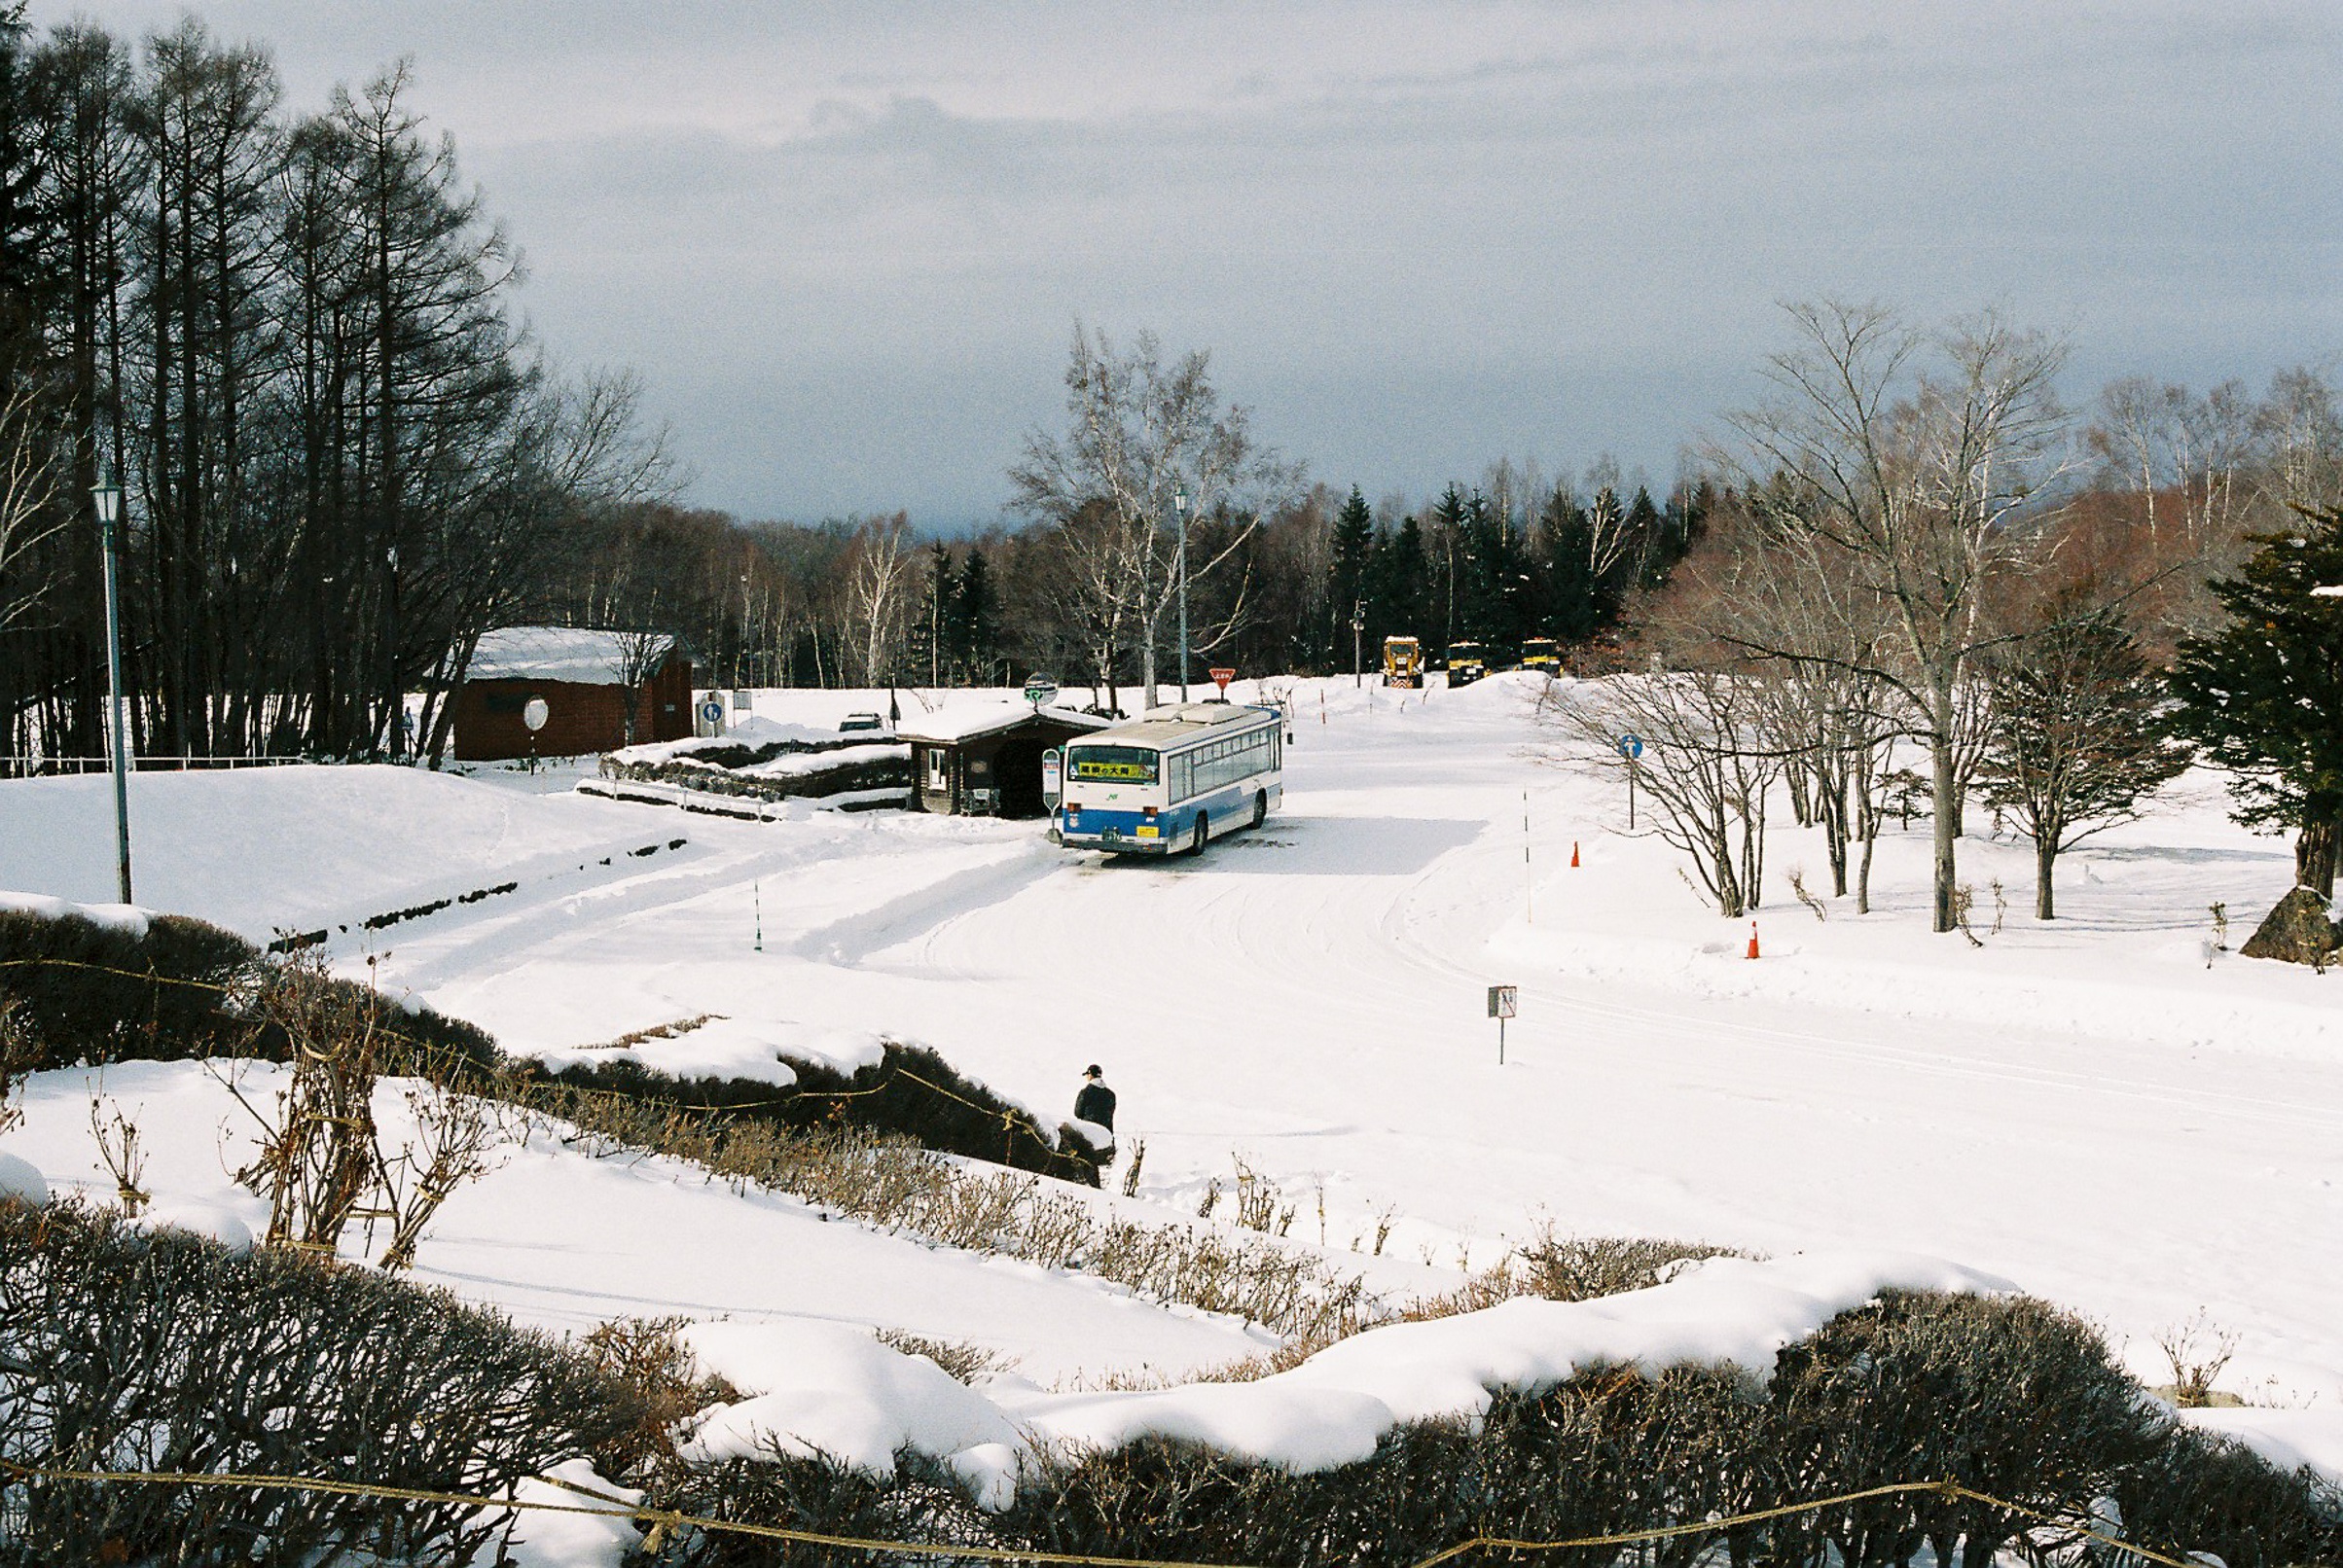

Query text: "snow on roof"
[677, 1249, 2011, 1506]
[1080, 702, 1277, 749]
[466, 625, 677, 686]
[895, 703, 1112, 744]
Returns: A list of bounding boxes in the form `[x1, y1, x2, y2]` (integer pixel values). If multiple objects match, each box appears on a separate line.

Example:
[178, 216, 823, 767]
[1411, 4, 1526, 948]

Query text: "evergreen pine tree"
[1366, 512, 1429, 651]
[1623, 485, 1665, 588]
[2169, 506, 2343, 896]
[1325, 485, 1372, 670]
[1539, 485, 1597, 642]
[1980, 605, 2192, 919]
[949, 546, 1000, 685]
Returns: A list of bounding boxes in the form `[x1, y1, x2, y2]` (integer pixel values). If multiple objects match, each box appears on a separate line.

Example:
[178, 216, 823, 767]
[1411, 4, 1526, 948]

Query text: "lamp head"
[91, 480, 122, 528]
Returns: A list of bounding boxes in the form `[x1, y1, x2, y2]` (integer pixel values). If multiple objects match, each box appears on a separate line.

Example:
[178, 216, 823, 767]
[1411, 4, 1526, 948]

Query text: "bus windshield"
[1067, 746, 1160, 784]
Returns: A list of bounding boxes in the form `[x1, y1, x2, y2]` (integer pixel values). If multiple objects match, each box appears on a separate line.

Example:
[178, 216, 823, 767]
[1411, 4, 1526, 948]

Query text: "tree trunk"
[2036, 837, 2058, 920]
[2297, 815, 2340, 899]
[1930, 725, 1960, 934]
[1856, 821, 1877, 915]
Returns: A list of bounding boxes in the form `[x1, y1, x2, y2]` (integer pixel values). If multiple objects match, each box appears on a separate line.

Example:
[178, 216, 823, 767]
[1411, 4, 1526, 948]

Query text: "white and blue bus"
[1054, 702, 1282, 855]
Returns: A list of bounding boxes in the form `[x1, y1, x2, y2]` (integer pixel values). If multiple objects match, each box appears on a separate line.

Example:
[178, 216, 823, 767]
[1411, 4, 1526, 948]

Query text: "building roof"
[894, 702, 1114, 745]
[1075, 702, 1277, 749]
[467, 626, 678, 686]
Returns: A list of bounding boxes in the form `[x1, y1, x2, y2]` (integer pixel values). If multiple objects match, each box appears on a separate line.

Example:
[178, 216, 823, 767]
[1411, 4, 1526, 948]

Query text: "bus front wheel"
[1190, 814, 1208, 855]
[1250, 791, 1267, 829]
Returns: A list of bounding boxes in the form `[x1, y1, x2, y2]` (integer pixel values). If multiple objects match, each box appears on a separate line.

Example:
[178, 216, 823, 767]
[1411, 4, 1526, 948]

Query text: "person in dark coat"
[1075, 1064, 1117, 1130]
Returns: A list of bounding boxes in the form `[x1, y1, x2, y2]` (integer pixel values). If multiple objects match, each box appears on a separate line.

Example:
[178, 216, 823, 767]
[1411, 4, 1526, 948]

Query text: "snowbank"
[471, 1458, 642, 1568]
[680, 1320, 1024, 1506]
[682, 1250, 2009, 1497]
[609, 717, 844, 766]
[0, 888, 151, 937]
[2180, 1407, 2343, 1491]
[140, 1201, 254, 1252]
[516, 1016, 885, 1087]
[739, 743, 907, 779]
[0, 1151, 47, 1205]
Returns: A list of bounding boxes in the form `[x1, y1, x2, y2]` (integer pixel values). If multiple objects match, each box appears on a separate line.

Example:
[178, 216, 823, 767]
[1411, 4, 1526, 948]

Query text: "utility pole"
[93, 477, 133, 904]
[1174, 482, 1191, 704]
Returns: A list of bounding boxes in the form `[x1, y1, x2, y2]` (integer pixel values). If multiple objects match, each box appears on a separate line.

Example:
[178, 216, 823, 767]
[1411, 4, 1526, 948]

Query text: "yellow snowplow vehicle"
[1382, 635, 1423, 689]
[1445, 641, 1488, 688]
[1521, 637, 1561, 674]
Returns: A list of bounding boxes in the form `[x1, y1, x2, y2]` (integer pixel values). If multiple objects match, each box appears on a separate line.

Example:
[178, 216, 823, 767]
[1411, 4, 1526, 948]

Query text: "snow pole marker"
[754, 880, 764, 953]
[1746, 921, 1759, 960]
[1570, 840, 1580, 868]
[1524, 789, 1532, 924]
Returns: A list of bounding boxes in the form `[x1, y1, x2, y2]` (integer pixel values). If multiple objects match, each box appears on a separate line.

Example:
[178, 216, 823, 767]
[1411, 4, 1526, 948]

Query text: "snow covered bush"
[625, 1289, 2335, 1568]
[580, 1316, 745, 1489]
[0, 1198, 638, 1566]
[0, 906, 258, 1067]
[2113, 1421, 2343, 1568]
[524, 1040, 1105, 1186]
[0, 905, 499, 1081]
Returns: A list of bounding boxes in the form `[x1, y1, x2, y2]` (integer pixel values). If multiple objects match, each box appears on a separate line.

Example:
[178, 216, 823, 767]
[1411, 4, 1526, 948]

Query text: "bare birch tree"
[1008, 325, 1297, 708]
[841, 512, 914, 686]
[1718, 301, 2072, 934]
[1545, 668, 1782, 919]
[0, 383, 62, 636]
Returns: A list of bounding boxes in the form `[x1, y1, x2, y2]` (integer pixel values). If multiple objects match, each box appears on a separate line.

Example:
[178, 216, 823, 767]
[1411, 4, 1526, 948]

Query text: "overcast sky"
[33, 1, 2343, 527]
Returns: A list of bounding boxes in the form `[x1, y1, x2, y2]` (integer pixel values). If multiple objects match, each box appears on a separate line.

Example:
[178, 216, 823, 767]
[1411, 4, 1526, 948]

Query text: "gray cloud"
[31, 1, 2343, 524]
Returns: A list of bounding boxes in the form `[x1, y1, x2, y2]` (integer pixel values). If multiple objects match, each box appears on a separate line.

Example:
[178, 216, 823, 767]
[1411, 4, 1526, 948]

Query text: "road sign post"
[1487, 983, 1518, 1065]
[1208, 666, 1236, 696]
[1617, 733, 1643, 830]
[1023, 673, 1058, 709]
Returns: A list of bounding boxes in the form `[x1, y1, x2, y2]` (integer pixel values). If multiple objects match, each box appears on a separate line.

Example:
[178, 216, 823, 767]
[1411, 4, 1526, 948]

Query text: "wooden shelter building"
[898, 703, 1110, 817]
[451, 626, 694, 761]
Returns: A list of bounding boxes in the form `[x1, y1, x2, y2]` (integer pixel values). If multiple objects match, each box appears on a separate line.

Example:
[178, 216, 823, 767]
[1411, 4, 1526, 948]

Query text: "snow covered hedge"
[0, 1197, 637, 1565]
[523, 1041, 1106, 1186]
[0, 905, 497, 1079]
[0, 905, 257, 1065]
[640, 1291, 2341, 1568]
[0, 903, 1098, 1185]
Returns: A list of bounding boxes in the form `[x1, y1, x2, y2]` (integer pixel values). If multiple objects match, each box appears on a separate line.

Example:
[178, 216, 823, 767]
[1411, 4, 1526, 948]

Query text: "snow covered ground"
[4, 672, 2341, 1443]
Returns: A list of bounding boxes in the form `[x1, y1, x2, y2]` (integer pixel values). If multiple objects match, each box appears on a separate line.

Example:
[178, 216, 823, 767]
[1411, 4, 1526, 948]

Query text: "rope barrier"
[0, 1459, 2204, 1568]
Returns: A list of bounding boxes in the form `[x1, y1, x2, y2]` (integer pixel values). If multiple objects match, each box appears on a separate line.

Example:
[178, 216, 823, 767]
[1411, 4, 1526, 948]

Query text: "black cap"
[1084, 1064, 1102, 1078]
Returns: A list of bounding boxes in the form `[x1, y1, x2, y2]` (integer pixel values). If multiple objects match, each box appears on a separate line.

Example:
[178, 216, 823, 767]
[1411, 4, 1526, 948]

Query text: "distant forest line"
[0, 7, 2337, 774]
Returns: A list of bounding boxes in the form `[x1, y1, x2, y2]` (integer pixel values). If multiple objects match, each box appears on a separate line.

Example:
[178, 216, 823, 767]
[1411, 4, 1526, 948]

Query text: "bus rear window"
[1067, 746, 1159, 784]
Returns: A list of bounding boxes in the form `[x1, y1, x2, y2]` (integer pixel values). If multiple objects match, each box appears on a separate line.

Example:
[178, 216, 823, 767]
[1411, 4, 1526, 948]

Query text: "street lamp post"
[92, 477, 133, 904]
[1352, 601, 1364, 689]
[1174, 482, 1190, 704]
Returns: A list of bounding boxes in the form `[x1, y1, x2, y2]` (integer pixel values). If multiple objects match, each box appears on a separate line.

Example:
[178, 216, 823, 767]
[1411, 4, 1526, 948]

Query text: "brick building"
[451, 626, 695, 761]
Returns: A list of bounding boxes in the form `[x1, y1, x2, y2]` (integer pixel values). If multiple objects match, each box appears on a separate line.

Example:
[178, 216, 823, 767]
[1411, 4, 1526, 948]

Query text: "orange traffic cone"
[1570, 840, 1580, 868]
[1746, 921, 1761, 960]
